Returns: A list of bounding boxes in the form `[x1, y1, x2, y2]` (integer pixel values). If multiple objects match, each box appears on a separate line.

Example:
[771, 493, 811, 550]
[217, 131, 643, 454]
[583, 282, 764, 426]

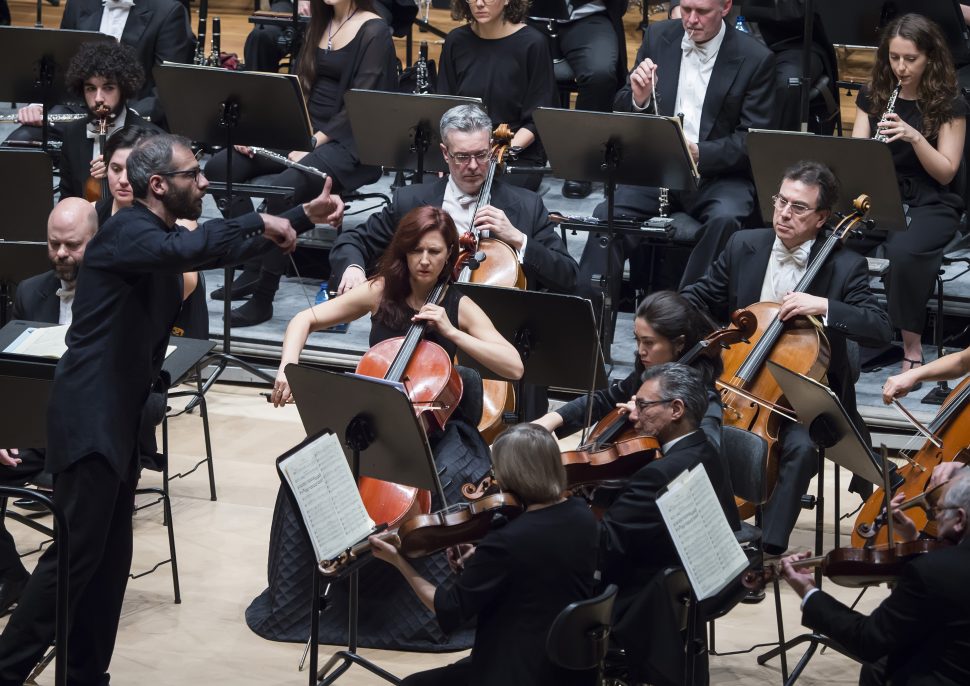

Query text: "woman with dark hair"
[252, 206, 523, 650]
[205, 0, 396, 327]
[371, 423, 599, 686]
[851, 13, 967, 375]
[533, 290, 724, 448]
[436, 0, 558, 191]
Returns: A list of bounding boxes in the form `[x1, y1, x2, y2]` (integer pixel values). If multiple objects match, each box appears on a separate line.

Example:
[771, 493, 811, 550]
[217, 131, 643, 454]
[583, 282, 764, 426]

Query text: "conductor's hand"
[302, 176, 341, 226]
[90, 156, 107, 180]
[0, 449, 21, 468]
[272, 368, 292, 407]
[338, 265, 367, 295]
[779, 551, 816, 598]
[18, 105, 44, 127]
[261, 215, 298, 254]
[474, 205, 524, 250]
[630, 58, 658, 109]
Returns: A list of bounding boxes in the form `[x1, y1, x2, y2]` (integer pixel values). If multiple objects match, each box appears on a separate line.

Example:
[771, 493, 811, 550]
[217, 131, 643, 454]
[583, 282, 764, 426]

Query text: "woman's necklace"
[326, 7, 359, 52]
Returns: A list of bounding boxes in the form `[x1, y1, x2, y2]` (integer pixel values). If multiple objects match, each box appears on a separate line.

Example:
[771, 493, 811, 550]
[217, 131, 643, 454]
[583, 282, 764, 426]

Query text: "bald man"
[12, 198, 99, 325]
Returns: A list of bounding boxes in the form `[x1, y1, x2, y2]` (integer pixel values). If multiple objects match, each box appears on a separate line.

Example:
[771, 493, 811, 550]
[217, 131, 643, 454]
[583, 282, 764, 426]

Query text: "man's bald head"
[47, 198, 98, 283]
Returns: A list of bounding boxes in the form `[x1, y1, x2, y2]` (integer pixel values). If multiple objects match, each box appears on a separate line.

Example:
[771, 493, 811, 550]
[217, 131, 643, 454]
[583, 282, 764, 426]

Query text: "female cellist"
[260, 206, 522, 650]
[370, 424, 600, 686]
[850, 13, 967, 376]
[532, 290, 724, 448]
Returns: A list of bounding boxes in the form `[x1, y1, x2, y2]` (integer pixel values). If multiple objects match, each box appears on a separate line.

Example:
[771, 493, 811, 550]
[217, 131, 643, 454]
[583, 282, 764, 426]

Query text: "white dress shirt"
[673, 20, 726, 144]
[99, 0, 135, 41]
[57, 280, 76, 326]
[442, 177, 527, 263]
[760, 237, 814, 303]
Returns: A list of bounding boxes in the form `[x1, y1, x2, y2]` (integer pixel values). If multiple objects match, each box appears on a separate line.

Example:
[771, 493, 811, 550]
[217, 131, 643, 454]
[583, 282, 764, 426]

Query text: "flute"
[0, 112, 87, 123]
[250, 146, 328, 180]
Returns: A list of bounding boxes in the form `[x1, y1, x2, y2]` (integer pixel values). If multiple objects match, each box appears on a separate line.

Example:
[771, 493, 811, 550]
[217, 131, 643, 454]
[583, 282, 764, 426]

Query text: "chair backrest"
[546, 584, 618, 671]
[722, 426, 768, 506]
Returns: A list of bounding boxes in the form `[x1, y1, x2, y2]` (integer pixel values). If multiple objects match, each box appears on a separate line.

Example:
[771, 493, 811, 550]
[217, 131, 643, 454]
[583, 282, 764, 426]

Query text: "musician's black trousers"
[0, 454, 136, 686]
[243, 0, 292, 72]
[556, 14, 618, 114]
[0, 450, 47, 579]
[400, 657, 472, 685]
[762, 422, 817, 555]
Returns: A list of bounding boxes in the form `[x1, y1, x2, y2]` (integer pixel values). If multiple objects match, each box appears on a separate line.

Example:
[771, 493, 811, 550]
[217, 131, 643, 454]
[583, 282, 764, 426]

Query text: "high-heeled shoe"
[902, 356, 924, 391]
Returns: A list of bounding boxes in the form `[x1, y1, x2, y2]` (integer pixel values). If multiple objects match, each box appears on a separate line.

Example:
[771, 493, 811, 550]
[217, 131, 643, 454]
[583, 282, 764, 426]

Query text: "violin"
[83, 105, 112, 203]
[353, 278, 462, 528]
[718, 195, 871, 519]
[852, 376, 970, 548]
[743, 538, 951, 592]
[318, 492, 522, 576]
[453, 123, 524, 443]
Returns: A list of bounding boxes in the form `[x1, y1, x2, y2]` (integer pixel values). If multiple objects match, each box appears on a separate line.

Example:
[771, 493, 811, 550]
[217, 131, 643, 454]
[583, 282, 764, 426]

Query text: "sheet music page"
[278, 432, 375, 563]
[4, 325, 69, 358]
[657, 465, 748, 600]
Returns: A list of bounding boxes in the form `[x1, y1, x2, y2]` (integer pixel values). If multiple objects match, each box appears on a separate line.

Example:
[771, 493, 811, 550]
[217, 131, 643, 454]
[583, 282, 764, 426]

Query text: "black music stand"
[451, 284, 607, 427]
[284, 365, 444, 686]
[533, 107, 698, 360]
[0, 27, 113, 151]
[756, 361, 899, 686]
[154, 63, 313, 391]
[0, 149, 54, 325]
[344, 90, 482, 184]
[0, 354, 69, 686]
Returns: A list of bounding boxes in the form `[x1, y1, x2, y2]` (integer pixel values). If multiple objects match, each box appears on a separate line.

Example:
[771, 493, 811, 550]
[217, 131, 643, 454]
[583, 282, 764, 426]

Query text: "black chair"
[546, 583, 618, 686]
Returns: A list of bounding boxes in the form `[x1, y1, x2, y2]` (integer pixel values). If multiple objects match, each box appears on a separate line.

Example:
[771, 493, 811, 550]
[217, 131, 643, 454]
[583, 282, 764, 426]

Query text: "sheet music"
[667, 116, 700, 179]
[278, 432, 375, 563]
[657, 465, 748, 600]
[3, 326, 175, 360]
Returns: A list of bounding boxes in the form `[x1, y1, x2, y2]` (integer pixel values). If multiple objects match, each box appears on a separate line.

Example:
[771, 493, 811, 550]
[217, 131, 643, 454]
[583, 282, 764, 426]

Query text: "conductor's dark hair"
[781, 160, 840, 212]
[126, 133, 193, 199]
[103, 125, 159, 168]
[451, 0, 528, 24]
[65, 41, 145, 102]
[640, 363, 707, 428]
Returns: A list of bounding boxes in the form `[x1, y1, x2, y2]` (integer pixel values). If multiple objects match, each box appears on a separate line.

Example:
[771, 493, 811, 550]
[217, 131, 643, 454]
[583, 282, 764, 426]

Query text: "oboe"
[873, 82, 902, 143]
[415, 41, 430, 94]
[250, 146, 328, 180]
[206, 16, 221, 67]
[0, 112, 88, 123]
[194, 0, 208, 65]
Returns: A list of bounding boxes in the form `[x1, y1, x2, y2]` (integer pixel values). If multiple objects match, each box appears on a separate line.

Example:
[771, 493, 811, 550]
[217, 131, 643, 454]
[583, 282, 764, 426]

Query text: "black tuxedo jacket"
[45, 204, 282, 477]
[681, 229, 892, 409]
[328, 177, 578, 293]
[12, 271, 60, 324]
[60, 0, 194, 123]
[613, 19, 775, 178]
[803, 537, 970, 686]
[58, 109, 154, 200]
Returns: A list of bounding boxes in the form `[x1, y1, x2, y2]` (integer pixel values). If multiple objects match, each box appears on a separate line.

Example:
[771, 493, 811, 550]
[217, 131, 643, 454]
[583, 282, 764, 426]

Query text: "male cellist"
[681, 160, 892, 555]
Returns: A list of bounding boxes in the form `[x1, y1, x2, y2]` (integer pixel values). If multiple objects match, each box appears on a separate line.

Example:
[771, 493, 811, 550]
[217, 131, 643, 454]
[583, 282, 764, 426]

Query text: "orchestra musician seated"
[681, 160, 893, 555]
[436, 0, 559, 191]
[205, 0, 396, 327]
[781, 468, 970, 686]
[262, 206, 522, 651]
[369, 424, 600, 686]
[599, 362, 738, 686]
[0, 198, 99, 616]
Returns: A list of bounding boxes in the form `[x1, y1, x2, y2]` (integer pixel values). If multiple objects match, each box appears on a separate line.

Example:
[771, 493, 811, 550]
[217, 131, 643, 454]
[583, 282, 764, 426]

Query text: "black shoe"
[210, 273, 259, 301]
[12, 495, 52, 513]
[227, 299, 273, 327]
[741, 587, 766, 604]
[0, 571, 30, 615]
[562, 179, 592, 199]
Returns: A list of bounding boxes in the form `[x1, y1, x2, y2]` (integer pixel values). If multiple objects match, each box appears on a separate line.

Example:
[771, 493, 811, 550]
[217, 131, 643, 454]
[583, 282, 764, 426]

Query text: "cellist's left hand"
[474, 205, 525, 251]
[778, 292, 828, 321]
[413, 303, 458, 340]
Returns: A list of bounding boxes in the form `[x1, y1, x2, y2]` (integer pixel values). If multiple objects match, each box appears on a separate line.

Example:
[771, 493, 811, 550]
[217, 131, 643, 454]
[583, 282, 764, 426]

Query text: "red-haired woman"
[250, 206, 523, 650]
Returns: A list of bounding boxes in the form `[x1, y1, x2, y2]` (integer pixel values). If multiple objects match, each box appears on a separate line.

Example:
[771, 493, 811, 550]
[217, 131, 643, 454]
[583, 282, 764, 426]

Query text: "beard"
[163, 183, 203, 221]
[51, 258, 79, 283]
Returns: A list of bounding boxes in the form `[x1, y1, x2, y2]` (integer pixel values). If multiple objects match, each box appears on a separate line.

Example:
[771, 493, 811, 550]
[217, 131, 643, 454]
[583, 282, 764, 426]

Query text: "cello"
[718, 195, 872, 518]
[455, 124, 525, 442]
[852, 377, 970, 547]
[353, 277, 462, 528]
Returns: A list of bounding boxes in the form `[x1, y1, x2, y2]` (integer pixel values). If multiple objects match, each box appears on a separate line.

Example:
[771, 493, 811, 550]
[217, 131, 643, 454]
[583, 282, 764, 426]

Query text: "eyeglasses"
[159, 167, 205, 183]
[931, 505, 960, 519]
[446, 150, 491, 165]
[464, 0, 501, 5]
[634, 397, 674, 412]
[771, 194, 818, 217]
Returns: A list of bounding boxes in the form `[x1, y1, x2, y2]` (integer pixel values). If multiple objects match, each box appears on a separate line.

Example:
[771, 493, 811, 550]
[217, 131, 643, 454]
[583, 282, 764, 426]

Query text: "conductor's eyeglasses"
[159, 167, 205, 183]
[771, 194, 816, 217]
[446, 150, 491, 165]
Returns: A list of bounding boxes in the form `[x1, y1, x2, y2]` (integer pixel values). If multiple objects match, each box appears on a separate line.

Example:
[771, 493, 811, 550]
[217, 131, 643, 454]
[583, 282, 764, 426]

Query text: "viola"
[453, 123, 524, 443]
[353, 278, 462, 528]
[718, 195, 871, 519]
[83, 105, 112, 203]
[852, 377, 970, 548]
[743, 538, 951, 591]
